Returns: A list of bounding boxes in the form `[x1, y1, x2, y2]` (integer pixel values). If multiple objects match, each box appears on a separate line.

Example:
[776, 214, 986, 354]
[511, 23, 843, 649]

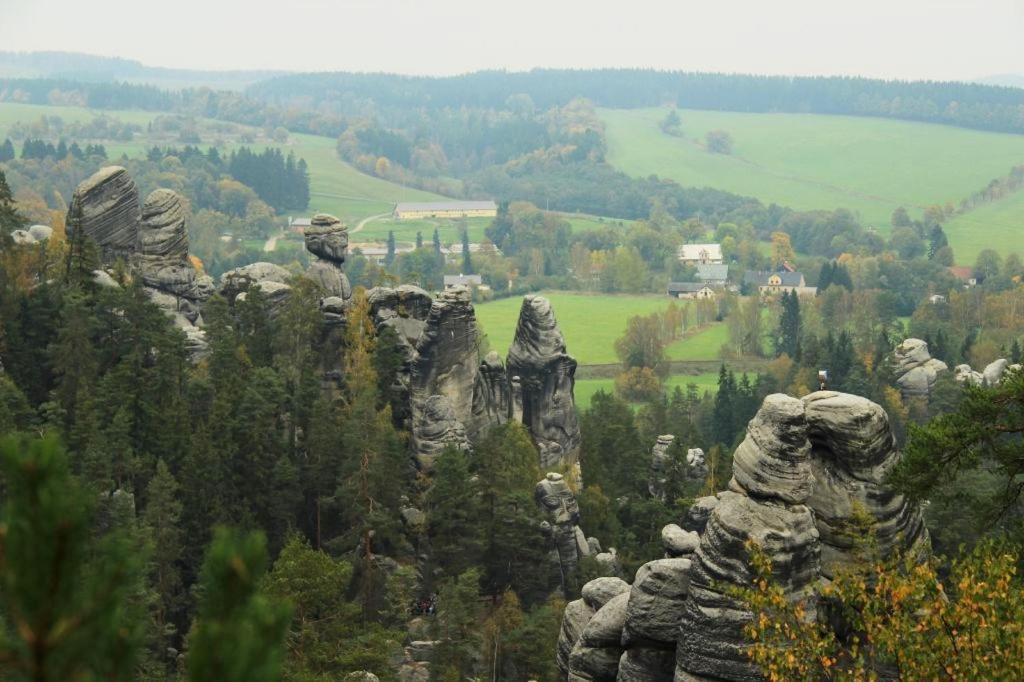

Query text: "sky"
[1, 0, 1022, 81]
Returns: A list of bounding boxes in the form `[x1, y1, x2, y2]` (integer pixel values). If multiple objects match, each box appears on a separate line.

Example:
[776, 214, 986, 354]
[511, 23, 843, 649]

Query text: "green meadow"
[601, 107, 1024, 262]
[574, 372, 720, 409]
[474, 291, 727, 366]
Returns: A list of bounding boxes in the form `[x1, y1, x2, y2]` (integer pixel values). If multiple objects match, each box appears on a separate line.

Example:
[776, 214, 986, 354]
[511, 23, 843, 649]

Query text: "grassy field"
[943, 190, 1024, 266]
[574, 372, 719, 409]
[601, 107, 1024, 260]
[475, 291, 727, 366]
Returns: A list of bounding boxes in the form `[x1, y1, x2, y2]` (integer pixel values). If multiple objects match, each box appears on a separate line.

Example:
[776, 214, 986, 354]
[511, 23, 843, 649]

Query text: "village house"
[743, 270, 817, 296]
[667, 282, 716, 299]
[393, 200, 498, 220]
[351, 243, 414, 265]
[948, 266, 978, 288]
[443, 274, 486, 290]
[288, 217, 311, 233]
[694, 263, 729, 287]
[677, 243, 723, 265]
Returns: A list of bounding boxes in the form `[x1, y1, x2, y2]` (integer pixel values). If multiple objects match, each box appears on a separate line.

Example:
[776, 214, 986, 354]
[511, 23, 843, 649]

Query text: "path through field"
[263, 230, 283, 252]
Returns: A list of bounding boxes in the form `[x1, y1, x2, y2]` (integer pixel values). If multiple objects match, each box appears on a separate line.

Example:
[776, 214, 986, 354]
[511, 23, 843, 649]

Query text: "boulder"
[891, 338, 948, 398]
[581, 577, 631, 611]
[686, 448, 709, 482]
[558, 599, 596, 677]
[569, 592, 630, 681]
[507, 295, 582, 470]
[66, 166, 140, 262]
[661, 524, 699, 557]
[954, 363, 984, 386]
[28, 224, 53, 242]
[622, 557, 691, 646]
[730, 393, 813, 503]
[220, 262, 292, 302]
[616, 647, 676, 682]
[983, 358, 1010, 385]
[304, 213, 348, 264]
[682, 495, 719, 534]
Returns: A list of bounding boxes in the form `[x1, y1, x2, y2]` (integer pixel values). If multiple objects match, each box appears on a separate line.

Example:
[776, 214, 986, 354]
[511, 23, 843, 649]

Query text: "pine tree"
[711, 365, 737, 446]
[431, 569, 484, 681]
[1011, 338, 1022, 364]
[432, 227, 442, 255]
[817, 261, 834, 293]
[773, 290, 801, 359]
[416, 231, 424, 249]
[385, 230, 396, 266]
[144, 459, 185, 665]
[428, 446, 485, 579]
[0, 137, 15, 162]
[461, 228, 474, 274]
[0, 434, 145, 680]
[187, 528, 292, 682]
[0, 168, 24, 232]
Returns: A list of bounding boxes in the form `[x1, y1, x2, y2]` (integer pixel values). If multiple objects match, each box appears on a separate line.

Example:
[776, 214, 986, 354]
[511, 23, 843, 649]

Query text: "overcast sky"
[2, 0, 1021, 81]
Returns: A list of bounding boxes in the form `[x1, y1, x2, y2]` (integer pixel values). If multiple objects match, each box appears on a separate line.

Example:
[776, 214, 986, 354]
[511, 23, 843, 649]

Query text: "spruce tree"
[385, 230, 396, 266]
[0, 168, 24, 232]
[144, 459, 185, 665]
[432, 227, 441, 255]
[711, 365, 737, 446]
[428, 446, 485, 579]
[0, 138, 15, 162]
[461, 228, 474, 274]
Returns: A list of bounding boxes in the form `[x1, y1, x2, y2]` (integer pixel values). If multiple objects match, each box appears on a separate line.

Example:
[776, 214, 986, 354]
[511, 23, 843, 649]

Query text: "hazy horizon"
[3, 0, 1022, 82]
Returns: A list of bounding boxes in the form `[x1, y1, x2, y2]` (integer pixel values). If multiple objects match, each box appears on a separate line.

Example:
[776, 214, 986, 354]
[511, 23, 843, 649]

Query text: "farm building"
[288, 217, 311, 233]
[394, 200, 497, 220]
[694, 263, 729, 286]
[743, 271, 817, 297]
[444, 274, 484, 289]
[678, 243, 723, 265]
[667, 282, 716, 299]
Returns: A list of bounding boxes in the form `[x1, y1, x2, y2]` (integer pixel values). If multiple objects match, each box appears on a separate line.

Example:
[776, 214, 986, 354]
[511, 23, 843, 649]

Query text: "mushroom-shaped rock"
[661, 524, 699, 557]
[66, 166, 140, 262]
[803, 391, 930, 576]
[304, 213, 349, 264]
[507, 295, 581, 470]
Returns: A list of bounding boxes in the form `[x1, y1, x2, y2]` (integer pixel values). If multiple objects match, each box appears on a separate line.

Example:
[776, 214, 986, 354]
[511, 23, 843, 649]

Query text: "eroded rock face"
[507, 295, 581, 471]
[537, 472, 589, 586]
[66, 166, 140, 262]
[569, 592, 630, 681]
[470, 351, 510, 440]
[648, 435, 676, 500]
[140, 189, 188, 261]
[409, 287, 479, 469]
[892, 338, 948, 399]
[409, 394, 471, 469]
[304, 214, 352, 300]
[803, 391, 930, 576]
[220, 262, 293, 303]
[676, 394, 820, 681]
[955, 358, 1020, 387]
[558, 599, 596, 678]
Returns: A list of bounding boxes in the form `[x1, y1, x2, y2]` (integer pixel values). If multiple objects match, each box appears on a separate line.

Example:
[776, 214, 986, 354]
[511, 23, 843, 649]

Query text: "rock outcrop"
[536, 472, 591, 589]
[553, 391, 931, 682]
[954, 358, 1020, 387]
[66, 166, 140, 262]
[648, 435, 676, 499]
[139, 189, 214, 306]
[304, 213, 352, 300]
[568, 592, 630, 681]
[891, 338, 948, 399]
[558, 578, 630, 679]
[507, 295, 582, 472]
[409, 286, 479, 469]
[803, 391, 930, 576]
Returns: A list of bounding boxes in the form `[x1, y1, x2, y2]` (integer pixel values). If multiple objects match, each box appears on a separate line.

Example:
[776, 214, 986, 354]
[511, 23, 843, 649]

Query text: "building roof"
[678, 243, 723, 261]
[948, 266, 974, 281]
[668, 282, 712, 294]
[444, 274, 483, 287]
[695, 263, 729, 281]
[395, 200, 497, 213]
[744, 270, 806, 287]
[289, 218, 312, 227]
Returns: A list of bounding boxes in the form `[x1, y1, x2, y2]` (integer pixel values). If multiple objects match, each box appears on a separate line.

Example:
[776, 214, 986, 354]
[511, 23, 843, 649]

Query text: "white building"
[678, 243, 723, 265]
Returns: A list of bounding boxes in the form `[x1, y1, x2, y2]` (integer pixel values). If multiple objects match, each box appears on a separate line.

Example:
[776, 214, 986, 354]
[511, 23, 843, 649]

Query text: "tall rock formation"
[954, 358, 1021, 386]
[304, 213, 352, 300]
[648, 435, 676, 500]
[891, 338, 948, 399]
[536, 472, 591, 588]
[409, 286, 479, 469]
[507, 295, 582, 471]
[66, 166, 140, 263]
[803, 391, 930, 576]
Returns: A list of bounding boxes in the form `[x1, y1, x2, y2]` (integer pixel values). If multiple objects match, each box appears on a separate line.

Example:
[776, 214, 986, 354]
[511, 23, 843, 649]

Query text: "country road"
[263, 230, 283, 252]
[351, 212, 392, 234]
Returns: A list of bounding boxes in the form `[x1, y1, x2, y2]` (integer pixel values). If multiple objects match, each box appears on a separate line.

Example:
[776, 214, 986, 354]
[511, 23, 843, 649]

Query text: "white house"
[678, 243, 723, 265]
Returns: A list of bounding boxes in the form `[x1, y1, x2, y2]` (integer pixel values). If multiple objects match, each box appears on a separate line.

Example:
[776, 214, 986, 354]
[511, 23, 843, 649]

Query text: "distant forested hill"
[247, 69, 1024, 135]
[0, 51, 282, 91]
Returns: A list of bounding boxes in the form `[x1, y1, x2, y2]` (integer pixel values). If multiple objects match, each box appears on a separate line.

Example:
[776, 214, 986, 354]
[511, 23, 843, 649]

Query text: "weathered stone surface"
[409, 394, 470, 470]
[306, 260, 352, 299]
[28, 224, 53, 242]
[558, 599, 596, 677]
[537, 472, 586, 585]
[954, 363, 984, 386]
[803, 391, 930, 576]
[507, 295, 581, 470]
[648, 435, 675, 499]
[407, 640, 438, 663]
[409, 287, 479, 468]
[623, 558, 691, 646]
[661, 524, 699, 557]
[569, 592, 630, 681]
[66, 166, 140, 262]
[616, 647, 675, 682]
[983, 358, 1010, 385]
[140, 189, 188, 261]
[730, 394, 812, 503]
[677, 395, 820, 681]
[343, 672, 380, 682]
[581, 577, 631, 611]
[220, 262, 292, 302]
[892, 338, 948, 398]
[304, 213, 348, 264]
[469, 351, 510, 440]
[676, 491, 820, 681]
[682, 495, 719, 534]
[687, 448, 709, 482]
[368, 285, 434, 328]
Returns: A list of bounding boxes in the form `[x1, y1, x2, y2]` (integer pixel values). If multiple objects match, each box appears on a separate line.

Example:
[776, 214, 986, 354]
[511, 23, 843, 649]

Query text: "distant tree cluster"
[227, 147, 309, 211]
[18, 137, 105, 161]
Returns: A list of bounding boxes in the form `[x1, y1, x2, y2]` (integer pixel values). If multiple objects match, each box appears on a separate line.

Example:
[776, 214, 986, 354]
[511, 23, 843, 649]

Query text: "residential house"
[743, 270, 817, 296]
[667, 282, 716, 299]
[694, 263, 729, 287]
[444, 274, 483, 289]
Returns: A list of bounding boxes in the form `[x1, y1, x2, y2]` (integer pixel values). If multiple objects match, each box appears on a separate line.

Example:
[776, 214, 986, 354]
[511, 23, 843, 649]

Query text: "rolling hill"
[601, 107, 1024, 263]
